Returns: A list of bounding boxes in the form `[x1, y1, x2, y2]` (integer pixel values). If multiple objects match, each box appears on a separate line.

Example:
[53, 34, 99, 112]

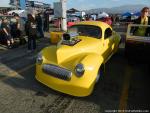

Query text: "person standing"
[133, 7, 150, 36]
[10, 14, 25, 45]
[1, 17, 14, 48]
[10, 14, 20, 39]
[25, 14, 37, 52]
[43, 9, 50, 32]
[35, 12, 44, 38]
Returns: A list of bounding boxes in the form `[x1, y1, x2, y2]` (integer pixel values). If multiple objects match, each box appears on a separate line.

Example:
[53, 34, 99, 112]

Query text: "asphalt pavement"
[0, 28, 150, 113]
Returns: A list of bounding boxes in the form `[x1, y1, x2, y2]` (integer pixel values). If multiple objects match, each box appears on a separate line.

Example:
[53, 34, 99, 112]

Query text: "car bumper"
[35, 64, 95, 97]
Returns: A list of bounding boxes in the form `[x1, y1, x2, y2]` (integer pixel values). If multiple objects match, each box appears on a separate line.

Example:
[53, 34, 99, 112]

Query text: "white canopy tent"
[98, 12, 109, 18]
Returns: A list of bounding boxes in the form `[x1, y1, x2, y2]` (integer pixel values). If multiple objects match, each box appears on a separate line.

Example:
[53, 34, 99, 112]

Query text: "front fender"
[113, 31, 121, 44]
[112, 32, 121, 53]
[40, 46, 58, 64]
[62, 53, 105, 90]
[78, 53, 104, 84]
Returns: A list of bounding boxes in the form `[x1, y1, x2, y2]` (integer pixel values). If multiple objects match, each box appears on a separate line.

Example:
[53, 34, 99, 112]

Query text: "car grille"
[42, 64, 72, 81]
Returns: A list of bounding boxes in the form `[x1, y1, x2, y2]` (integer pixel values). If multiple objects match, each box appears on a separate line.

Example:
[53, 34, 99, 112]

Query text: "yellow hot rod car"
[36, 21, 121, 97]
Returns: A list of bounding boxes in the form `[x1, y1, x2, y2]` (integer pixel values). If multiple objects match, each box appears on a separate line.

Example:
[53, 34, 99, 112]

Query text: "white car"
[8, 10, 27, 18]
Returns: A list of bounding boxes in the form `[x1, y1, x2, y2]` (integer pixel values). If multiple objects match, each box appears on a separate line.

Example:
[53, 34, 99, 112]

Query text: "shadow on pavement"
[0, 37, 150, 112]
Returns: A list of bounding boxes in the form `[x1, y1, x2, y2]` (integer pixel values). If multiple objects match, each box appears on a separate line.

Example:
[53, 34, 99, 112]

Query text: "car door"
[103, 28, 114, 62]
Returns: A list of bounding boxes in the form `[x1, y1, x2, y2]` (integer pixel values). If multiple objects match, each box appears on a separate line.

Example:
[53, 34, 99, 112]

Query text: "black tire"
[96, 65, 104, 83]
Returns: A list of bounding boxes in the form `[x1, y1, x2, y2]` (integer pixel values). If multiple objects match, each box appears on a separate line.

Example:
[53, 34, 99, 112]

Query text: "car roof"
[8, 10, 25, 14]
[75, 21, 111, 29]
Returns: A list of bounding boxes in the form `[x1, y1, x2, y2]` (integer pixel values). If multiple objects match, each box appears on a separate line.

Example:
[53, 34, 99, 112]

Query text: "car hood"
[56, 36, 101, 64]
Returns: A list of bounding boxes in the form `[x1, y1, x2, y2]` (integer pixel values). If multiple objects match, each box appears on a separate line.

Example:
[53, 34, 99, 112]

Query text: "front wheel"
[96, 65, 105, 83]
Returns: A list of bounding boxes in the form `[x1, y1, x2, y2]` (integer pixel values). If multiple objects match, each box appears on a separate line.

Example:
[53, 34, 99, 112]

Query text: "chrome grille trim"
[42, 64, 72, 81]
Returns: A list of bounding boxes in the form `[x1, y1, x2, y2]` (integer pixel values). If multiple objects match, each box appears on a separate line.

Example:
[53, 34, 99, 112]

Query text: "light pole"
[15, 0, 19, 10]
[60, 0, 67, 31]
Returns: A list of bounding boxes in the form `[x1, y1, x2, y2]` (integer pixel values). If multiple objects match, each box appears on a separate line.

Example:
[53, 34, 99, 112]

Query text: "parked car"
[125, 24, 150, 59]
[67, 16, 80, 27]
[53, 16, 80, 28]
[36, 21, 121, 97]
[7, 10, 27, 18]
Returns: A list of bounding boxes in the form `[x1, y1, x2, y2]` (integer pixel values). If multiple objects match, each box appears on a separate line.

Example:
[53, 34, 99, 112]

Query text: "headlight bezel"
[36, 52, 43, 65]
[74, 63, 85, 77]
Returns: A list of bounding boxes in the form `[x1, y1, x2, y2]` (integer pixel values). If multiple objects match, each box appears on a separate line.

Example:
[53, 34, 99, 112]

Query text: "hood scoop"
[61, 33, 81, 46]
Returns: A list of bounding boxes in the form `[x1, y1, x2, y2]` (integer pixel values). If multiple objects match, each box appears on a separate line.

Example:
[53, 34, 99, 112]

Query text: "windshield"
[68, 25, 102, 39]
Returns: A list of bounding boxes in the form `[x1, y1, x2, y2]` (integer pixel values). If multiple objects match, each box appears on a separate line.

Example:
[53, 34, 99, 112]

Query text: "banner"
[20, 0, 26, 9]
[9, 0, 26, 9]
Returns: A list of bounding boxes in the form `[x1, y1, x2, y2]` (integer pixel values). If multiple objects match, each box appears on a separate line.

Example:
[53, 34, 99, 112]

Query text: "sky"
[1, 0, 150, 10]
[37, 0, 150, 10]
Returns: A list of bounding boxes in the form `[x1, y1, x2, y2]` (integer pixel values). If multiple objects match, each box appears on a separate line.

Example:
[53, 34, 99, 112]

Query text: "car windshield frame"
[68, 25, 102, 39]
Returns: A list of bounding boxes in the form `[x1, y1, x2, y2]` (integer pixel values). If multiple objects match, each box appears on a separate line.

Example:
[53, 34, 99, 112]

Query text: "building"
[0, 0, 14, 14]
[9, 0, 26, 9]
[67, 8, 86, 19]
[1, 0, 51, 10]
[26, 0, 51, 10]
[0, 0, 51, 14]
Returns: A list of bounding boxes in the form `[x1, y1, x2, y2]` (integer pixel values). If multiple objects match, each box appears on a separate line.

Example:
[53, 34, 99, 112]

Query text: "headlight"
[75, 64, 85, 77]
[36, 52, 43, 65]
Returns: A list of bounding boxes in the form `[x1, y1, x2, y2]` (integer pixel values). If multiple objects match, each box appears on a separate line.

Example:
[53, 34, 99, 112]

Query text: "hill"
[84, 4, 149, 14]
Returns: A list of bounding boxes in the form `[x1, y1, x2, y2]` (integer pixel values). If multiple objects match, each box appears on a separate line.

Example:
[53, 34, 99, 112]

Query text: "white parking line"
[0, 64, 35, 81]
[119, 66, 132, 112]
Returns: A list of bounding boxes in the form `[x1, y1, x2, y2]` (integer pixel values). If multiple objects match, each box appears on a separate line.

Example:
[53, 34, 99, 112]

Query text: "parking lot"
[0, 26, 150, 113]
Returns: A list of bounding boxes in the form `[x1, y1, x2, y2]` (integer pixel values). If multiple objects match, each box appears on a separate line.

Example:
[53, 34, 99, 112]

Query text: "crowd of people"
[0, 9, 51, 52]
[0, 7, 149, 51]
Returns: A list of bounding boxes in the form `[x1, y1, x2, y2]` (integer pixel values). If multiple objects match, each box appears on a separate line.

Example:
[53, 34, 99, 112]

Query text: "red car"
[54, 17, 80, 28]
[103, 17, 112, 26]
